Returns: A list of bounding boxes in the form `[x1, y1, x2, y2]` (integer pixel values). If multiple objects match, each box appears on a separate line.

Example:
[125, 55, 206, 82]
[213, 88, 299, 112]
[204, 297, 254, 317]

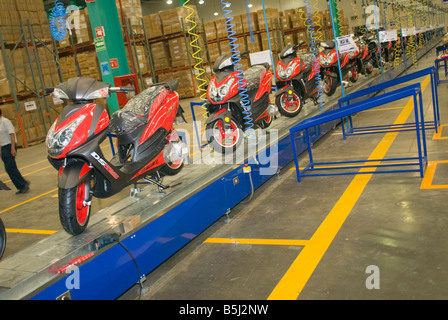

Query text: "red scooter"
[354, 37, 374, 76]
[275, 41, 321, 117]
[205, 52, 277, 153]
[46, 77, 187, 235]
[319, 40, 360, 96]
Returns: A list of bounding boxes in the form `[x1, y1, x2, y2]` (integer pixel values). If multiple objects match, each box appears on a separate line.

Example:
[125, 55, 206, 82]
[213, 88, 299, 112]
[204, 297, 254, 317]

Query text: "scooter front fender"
[58, 160, 93, 190]
[275, 84, 296, 100]
[205, 108, 233, 127]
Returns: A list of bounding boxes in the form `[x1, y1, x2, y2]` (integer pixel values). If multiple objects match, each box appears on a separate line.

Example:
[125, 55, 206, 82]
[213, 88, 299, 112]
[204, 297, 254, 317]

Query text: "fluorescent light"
[167, 0, 172, 4]
[199, 0, 204, 4]
[248, 3, 253, 7]
[214, 12, 219, 16]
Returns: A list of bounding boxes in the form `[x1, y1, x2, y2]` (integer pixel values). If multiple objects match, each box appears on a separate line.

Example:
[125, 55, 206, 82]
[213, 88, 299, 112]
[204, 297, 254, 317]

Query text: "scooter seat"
[110, 85, 168, 135]
[243, 65, 266, 92]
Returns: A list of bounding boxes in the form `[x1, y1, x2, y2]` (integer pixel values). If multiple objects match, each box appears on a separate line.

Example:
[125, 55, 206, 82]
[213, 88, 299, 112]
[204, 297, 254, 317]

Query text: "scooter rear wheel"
[0, 218, 6, 260]
[59, 181, 91, 235]
[206, 117, 243, 154]
[276, 91, 303, 118]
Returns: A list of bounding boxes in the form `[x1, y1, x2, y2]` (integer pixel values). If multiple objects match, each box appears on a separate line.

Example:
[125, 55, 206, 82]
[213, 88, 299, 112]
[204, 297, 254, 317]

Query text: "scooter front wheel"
[206, 117, 243, 154]
[323, 73, 338, 96]
[275, 91, 303, 117]
[0, 218, 6, 260]
[160, 158, 184, 176]
[59, 181, 91, 235]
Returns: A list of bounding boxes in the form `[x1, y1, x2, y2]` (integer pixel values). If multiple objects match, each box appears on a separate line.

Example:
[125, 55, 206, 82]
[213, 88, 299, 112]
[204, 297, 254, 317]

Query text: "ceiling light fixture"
[167, 0, 172, 4]
[214, 12, 219, 16]
[248, 3, 253, 7]
[199, 0, 204, 4]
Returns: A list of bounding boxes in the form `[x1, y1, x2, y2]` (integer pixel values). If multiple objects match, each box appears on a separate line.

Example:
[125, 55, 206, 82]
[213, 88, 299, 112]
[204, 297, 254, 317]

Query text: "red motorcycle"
[205, 52, 277, 153]
[319, 40, 360, 96]
[275, 41, 321, 117]
[46, 77, 187, 235]
[354, 37, 374, 76]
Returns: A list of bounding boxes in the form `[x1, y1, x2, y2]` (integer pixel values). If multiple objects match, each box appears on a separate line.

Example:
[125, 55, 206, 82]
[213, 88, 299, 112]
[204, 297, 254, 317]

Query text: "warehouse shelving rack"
[0, 20, 63, 148]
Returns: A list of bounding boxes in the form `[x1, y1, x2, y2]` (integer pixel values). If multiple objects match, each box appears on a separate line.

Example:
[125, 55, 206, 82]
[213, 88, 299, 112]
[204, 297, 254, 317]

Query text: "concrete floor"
[1, 43, 447, 300]
[119, 47, 448, 300]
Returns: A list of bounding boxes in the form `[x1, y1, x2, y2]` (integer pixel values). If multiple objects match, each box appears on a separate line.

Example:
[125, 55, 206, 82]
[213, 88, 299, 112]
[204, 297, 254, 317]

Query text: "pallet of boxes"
[0, 0, 65, 146]
[147, 6, 204, 99]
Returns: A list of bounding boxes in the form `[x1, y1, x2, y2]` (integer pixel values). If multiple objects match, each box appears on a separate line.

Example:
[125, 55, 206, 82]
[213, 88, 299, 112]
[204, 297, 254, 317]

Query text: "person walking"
[0, 109, 29, 194]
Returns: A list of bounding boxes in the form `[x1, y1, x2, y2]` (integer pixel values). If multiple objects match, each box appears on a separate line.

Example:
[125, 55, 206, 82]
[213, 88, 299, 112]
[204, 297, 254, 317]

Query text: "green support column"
[329, 0, 341, 37]
[178, 0, 188, 6]
[86, 0, 130, 114]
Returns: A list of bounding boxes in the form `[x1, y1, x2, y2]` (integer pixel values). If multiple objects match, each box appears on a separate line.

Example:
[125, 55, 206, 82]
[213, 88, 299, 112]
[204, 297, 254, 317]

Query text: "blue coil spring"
[304, 0, 325, 112]
[220, 0, 257, 158]
[49, 0, 67, 41]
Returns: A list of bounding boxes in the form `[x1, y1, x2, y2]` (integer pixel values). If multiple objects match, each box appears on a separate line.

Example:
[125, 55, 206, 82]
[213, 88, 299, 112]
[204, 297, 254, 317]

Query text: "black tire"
[205, 117, 243, 154]
[323, 73, 338, 96]
[275, 90, 303, 118]
[0, 218, 6, 260]
[349, 65, 359, 83]
[258, 115, 273, 129]
[160, 159, 184, 176]
[59, 181, 91, 236]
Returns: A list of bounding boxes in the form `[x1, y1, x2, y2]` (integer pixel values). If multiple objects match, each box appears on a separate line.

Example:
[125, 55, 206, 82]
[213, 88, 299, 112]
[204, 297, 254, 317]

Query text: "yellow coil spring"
[335, 0, 345, 36]
[352, 0, 365, 38]
[392, 4, 403, 68]
[313, 0, 324, 44]
[183, 0, 209, 119]
[405, 3, 417, 65]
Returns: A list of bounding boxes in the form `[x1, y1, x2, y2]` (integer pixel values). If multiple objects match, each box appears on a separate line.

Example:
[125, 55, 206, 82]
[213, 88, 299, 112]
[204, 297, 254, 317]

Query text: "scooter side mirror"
[296, 41, 306, 48]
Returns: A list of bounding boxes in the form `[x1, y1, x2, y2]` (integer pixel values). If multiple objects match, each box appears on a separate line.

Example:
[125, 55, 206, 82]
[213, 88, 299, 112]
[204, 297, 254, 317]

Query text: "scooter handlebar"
[110, 86, 135, 92]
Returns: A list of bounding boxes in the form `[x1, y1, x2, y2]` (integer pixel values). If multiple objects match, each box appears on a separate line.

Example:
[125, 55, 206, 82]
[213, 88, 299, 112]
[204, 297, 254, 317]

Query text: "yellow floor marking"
[420, 160, 448, 189]
[361, 106, 405, 113]
[6, 228, 57, 235]
[0, 159, 48, 178]
[432, 125, 448, 140]
[205, 238, 309, 246]
[3, 165, 52, 184]
[0, 188, 58, 215]
[268, 76, 430, 300]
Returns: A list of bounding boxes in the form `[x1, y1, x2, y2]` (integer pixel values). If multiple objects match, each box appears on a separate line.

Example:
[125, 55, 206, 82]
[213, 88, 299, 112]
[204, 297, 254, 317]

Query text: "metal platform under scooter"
[0, 38, 440, 300]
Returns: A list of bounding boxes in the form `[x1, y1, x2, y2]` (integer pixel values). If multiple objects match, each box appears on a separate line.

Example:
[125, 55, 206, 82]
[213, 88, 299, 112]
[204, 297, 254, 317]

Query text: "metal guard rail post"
[289, 83, 427, 183]
[435, 55, 448, 85]
[337, 67, 439, 138]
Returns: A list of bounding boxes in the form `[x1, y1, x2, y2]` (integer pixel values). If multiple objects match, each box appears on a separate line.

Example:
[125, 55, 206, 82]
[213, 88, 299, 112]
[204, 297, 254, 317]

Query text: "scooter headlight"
[46, 115, 86, 157]
[209, 78, 235, 103]
[277, 62, 297, 80]
[320, 52, 336, 67]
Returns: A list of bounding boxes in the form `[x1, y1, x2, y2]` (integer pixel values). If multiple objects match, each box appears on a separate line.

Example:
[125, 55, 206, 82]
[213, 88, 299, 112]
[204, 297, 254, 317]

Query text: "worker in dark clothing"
[0, 109, 29, 194]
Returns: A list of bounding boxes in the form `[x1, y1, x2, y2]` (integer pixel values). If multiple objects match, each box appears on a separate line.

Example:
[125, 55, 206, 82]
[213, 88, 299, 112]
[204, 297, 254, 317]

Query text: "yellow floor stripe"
[268, 76, 430, 300]
[6, 228, 57, 235]
[0, 188, 58, 215]
[205, 238, 309, 246]
[420, 160, 448, 189]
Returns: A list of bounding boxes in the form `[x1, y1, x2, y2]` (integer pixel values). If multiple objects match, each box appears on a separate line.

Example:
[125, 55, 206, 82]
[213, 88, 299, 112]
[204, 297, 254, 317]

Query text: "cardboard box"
[241, 12, 259, 33]
[257, 8, 280, 30]
[150, 41, 171, 71]
[158, 6, 200, 35]
[143, 13, 163, 39]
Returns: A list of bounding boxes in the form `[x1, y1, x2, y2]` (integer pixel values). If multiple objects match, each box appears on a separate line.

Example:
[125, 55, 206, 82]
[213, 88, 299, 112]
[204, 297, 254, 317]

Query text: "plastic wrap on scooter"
[110, 86, 168, 135]
[243, 65, 265, 92]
